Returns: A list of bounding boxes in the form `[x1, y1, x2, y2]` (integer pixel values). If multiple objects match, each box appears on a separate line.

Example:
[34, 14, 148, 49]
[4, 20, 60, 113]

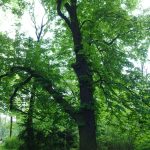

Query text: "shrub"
[4, 137, 22, 150]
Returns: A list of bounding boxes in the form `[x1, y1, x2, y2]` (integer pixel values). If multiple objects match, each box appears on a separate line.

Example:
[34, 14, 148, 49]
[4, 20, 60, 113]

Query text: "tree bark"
[73, 55, 97, 150]
[78, 110, 97, 150]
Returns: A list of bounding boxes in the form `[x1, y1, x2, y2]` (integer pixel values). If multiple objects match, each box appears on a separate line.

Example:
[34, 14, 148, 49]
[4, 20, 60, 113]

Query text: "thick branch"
[10, 66, 78, 121]
[10, 76, 32, 110]
[56, 0, 71, 29]
[0, 72, 12, 79]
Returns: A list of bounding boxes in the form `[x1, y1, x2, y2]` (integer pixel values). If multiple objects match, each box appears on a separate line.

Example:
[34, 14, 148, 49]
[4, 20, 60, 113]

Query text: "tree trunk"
[10, 116, 13, 138]
[56, 1, 97, 149]
[26, 87, 35, 150]
[73, 55, 97, 150]
[78, 110, 97, 150]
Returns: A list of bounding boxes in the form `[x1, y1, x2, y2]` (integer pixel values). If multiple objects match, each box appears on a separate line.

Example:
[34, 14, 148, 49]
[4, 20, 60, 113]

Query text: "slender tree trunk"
[10, 116, 13, 138]
[26, 87, 35, 150]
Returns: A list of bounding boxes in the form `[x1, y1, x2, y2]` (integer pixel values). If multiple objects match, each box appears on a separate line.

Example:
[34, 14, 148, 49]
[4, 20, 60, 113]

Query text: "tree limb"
[9, 66, 78, 121]
[10, 75, 32, 110]
[103, 34, 120, 46]
[80, 20, 93, 29]
[56, 0, 71, 29]
[0, 72, 12, 79]
[29, 2, 47, 42]
[13, 107, 50, 122]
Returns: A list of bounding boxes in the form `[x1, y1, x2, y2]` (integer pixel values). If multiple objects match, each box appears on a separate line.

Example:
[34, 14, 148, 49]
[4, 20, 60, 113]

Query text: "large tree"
[0, 0, 150, 150]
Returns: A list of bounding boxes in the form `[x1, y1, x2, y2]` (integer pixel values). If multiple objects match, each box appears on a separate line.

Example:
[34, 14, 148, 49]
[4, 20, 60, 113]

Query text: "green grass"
[0, 144, 17, 150]
[0, 144, 6, 150]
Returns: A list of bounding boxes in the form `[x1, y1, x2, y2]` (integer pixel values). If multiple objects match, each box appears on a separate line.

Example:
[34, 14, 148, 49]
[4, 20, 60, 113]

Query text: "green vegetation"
[0, 0, 150, 150]
[3, 137, 21, 150]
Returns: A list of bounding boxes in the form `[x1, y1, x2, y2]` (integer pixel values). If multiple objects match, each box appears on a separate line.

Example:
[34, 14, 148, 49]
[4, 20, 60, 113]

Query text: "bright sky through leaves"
[0, 0, 150, 38]
[0, 0, 150, 71]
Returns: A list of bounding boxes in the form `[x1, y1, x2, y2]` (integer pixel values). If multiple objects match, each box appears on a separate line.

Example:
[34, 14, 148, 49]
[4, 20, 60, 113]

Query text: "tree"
[0, 0, 150, 150]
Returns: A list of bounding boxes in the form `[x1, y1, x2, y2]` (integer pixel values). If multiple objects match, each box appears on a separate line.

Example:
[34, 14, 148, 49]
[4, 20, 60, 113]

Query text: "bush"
[33, 127, 78, 150]
[4, 137, 22, 150]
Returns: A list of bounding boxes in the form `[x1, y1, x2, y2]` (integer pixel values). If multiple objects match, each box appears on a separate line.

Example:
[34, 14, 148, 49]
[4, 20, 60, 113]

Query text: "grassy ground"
[0, 145, 17, 150]
[0, 144, 5, 150]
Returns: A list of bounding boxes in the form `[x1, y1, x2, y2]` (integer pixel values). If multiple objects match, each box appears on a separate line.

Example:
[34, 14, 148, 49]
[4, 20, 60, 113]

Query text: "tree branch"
[13, 107, 50, 122]
[56, 0, 71, 29]
[37, 15, 45, 41]
[29, 2, 47, 42]
[0, 72, 12, 79]
[9, 66, 78, 121]
[80, 20, 93, 29]
[103, 34, 120, 46]
[10, 75, 32, 110]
